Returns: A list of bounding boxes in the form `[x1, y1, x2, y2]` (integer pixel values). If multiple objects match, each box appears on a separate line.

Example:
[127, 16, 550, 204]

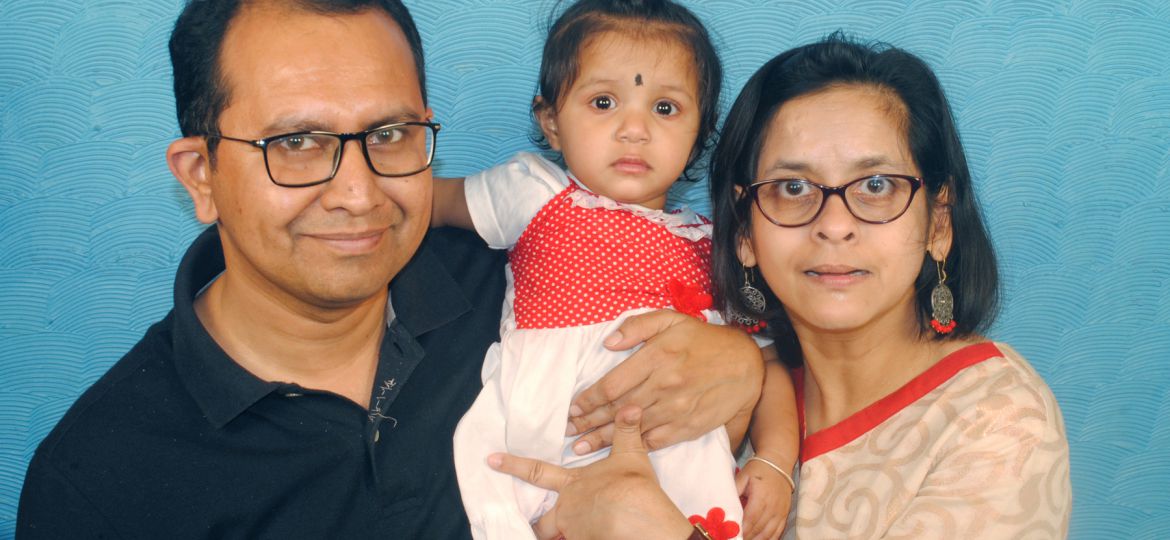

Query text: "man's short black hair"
[169, 0, 427, 155]
[709, 32, 1000, 366]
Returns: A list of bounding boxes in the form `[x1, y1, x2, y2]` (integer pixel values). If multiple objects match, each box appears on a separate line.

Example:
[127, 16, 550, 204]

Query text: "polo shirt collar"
[170, 225, 470, 429]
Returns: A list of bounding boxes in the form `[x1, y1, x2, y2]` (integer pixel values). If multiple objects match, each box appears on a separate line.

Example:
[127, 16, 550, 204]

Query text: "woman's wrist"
[752, 445, 798, 469]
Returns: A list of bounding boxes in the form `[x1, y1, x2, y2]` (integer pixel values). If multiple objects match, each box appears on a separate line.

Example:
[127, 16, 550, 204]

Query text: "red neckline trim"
[795, 341, 1001, 462]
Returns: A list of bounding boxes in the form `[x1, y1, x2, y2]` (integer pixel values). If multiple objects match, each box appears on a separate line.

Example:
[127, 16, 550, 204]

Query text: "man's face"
[203, 4, 432, 309]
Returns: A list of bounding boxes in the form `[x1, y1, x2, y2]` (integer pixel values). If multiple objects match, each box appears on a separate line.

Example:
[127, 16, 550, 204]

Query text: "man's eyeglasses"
[209, 121, 441, 187]
[746, 174, 923, 227]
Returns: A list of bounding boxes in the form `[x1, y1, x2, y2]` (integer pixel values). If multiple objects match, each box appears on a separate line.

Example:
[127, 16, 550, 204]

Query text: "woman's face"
[738, 84, 951, 337]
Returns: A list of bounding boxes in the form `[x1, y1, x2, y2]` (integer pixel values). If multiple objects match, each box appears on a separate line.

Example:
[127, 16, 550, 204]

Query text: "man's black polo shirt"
[17, 225, 506, 539]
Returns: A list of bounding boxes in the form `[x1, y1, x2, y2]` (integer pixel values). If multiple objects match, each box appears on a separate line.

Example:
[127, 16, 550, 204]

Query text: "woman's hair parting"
[533, 0, 722, 179]
[709, 32, 999, 366]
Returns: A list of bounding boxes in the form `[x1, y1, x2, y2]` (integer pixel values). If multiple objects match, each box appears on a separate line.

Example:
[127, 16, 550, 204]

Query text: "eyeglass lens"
[753, 175, 917, 226]
[265, 124, 435, 185]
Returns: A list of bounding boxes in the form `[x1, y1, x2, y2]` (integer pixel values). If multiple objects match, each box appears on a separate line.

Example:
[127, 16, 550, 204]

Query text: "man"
[17, 0, 762, 538]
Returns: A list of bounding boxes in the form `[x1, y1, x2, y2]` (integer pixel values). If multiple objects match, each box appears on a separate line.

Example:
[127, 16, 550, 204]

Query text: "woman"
[491, 34, 1071, 540]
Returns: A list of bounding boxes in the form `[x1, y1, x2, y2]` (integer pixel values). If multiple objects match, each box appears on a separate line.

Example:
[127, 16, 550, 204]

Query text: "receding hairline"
[216, 1, 420, 114]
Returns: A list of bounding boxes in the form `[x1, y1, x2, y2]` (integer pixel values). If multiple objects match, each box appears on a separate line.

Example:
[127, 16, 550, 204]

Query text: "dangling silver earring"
[930, 257, 956, 334]
[734, 266, 767, 334]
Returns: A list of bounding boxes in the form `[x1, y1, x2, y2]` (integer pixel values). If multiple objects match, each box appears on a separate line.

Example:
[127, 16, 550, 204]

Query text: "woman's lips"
[804, 265, 869, 285]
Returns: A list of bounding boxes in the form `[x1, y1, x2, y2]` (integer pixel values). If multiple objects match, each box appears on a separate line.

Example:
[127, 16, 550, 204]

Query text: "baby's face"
[537, 31, 700, 210]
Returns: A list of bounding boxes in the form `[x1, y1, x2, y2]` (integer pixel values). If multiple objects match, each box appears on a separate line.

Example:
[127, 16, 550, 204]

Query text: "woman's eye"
[782, 181, 810, 196]
[864, 177, 891, 194]
[591, 96, 614, 110]
[654, 101, 678, 116]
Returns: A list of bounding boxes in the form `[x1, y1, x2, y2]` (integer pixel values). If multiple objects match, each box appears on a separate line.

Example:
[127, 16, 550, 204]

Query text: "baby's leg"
[497, 331, 584, 522]
[454, 343, 538, 540]
[651, 427, 744, 539]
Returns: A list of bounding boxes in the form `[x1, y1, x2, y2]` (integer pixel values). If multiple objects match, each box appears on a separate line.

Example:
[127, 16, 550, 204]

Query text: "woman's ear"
[928, 184, 954, 260]
[734, 185, 758, 267]
[167, 137, 219, 224]
[737, 232, 758, 269]
[533, 97, 562, 151]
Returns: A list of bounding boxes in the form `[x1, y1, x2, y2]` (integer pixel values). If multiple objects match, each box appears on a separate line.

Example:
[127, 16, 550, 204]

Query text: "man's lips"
[305, 229, 387, 252]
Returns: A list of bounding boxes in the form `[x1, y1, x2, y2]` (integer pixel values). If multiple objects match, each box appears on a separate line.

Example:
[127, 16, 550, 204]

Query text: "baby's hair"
[532, 0, 722, 180]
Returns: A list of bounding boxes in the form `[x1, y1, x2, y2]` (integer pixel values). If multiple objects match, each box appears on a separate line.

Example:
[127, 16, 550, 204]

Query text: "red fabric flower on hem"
[668, 279, 712, 322]
[688, 506, 740, 540]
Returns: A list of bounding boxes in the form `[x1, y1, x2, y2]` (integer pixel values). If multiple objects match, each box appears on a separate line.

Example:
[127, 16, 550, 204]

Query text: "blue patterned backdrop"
[1, 0, 1168, 537]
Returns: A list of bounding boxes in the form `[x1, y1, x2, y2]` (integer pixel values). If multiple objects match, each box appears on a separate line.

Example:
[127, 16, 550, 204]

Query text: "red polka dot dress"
[453, 153, 743, 539]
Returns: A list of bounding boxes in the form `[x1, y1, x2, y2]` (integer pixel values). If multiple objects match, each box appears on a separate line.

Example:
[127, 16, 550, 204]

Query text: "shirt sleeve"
[883, 373, 1072, 539]
[17, 454, 123, 539]
[463, 152, 570, 249]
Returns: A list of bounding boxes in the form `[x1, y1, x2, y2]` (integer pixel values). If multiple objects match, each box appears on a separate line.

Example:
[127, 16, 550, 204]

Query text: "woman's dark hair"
[710, 32, 999, 366]
[533, 0, 722, 180]
[169, 0, 426, 159]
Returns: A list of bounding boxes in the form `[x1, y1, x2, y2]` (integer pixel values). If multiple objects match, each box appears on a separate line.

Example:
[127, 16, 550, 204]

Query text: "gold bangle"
[747, 455, 796, 492]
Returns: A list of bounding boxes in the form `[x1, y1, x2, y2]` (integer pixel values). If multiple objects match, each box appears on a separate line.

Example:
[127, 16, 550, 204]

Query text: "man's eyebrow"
[260, 110, 426, 135]
[364, 110, 426, 130]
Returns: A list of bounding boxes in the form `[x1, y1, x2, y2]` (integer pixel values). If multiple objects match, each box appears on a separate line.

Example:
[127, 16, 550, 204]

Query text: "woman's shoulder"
[942, 341, 1068, 443]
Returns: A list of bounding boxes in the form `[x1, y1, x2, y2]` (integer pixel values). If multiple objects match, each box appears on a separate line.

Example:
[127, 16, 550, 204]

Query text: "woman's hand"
[489, 406, 694, 540]
[565, 310, 765, 454]
[736, 456, 792, 540]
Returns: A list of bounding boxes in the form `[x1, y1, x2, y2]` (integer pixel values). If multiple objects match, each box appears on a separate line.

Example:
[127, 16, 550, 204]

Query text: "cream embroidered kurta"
[784, 342, 1071, 539]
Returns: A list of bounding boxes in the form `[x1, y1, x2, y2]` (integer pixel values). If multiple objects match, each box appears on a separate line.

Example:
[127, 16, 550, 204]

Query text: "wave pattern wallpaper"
[1, 0, 1168, 537]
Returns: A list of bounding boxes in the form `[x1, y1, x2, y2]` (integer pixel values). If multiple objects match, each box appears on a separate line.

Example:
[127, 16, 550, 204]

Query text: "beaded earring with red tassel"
[929, 257, 956, 334]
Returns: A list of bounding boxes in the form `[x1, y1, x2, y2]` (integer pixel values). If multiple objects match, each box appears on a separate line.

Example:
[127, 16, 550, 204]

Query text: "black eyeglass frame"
[747, 174, 924, 227]
[208, 121, 442, 188]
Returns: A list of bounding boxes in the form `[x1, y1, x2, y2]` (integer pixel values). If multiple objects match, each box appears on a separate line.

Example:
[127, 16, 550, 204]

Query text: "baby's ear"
[533, 97, 562, 151]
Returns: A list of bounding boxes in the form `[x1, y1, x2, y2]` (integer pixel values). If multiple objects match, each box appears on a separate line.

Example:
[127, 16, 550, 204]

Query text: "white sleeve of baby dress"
[463, 152, 571, 249]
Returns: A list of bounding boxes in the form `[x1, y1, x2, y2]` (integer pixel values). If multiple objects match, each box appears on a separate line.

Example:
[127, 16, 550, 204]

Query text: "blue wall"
[1, 0, 1168, 537]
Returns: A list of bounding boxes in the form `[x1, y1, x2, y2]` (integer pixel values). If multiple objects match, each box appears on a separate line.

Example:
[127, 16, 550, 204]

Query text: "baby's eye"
[654, 100, 679, 116]
[591, 96, 614, 110]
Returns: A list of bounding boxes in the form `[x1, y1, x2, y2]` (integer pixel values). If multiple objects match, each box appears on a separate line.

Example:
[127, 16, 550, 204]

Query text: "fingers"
[602, 309, 688, 351]
[487, 453, 570, 492]
[531, 508, 561, 540]
[566, 400, 618, 438]
[569, 348, 656, 429]
[570, 423, 613, 455]
[741, 482, 763, 539]
[736, 468, 750, 495]
[609, 405, 648, 455]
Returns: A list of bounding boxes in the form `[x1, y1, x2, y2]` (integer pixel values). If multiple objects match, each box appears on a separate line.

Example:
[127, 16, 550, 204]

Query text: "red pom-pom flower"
[668, 279, 712, 322]
[688, 506, 740, 540]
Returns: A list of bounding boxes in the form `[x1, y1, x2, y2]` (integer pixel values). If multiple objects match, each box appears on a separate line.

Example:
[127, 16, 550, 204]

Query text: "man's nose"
[319, 139, 386, 214]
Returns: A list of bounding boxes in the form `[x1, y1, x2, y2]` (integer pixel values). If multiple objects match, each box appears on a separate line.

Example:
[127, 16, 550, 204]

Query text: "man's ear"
[167, 136, 219, 224]
[532, 96, 561, 151]
[928, 184, 954, 260]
